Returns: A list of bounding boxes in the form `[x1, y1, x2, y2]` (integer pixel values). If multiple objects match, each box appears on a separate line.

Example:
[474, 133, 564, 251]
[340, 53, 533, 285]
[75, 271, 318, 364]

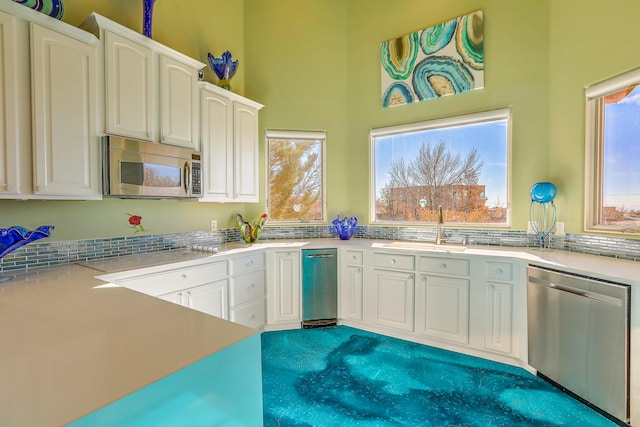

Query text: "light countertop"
[1, 238, 639, 426]
[0, 263, 256, 427]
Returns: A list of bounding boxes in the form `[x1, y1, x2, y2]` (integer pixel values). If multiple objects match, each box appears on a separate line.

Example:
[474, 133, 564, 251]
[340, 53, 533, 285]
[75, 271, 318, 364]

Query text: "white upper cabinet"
[0, 10, 31, 199]
[160, 54, 200, 148]
[0, 2, 101, 200]
[103, 29, 154, 140]
[30, 23, 100, 199]
[81, 13, 205, 150]
[199, 82, 263, 203]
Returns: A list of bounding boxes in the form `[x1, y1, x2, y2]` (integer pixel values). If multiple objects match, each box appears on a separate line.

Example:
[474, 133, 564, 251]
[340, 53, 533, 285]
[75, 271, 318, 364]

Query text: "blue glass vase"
[142, 0, 155, 38]
[330, 216, 358, 240]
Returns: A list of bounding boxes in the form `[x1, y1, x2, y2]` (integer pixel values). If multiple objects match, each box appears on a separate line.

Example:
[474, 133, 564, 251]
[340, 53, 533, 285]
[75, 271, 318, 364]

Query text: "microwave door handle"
[184, 161, 191, 195]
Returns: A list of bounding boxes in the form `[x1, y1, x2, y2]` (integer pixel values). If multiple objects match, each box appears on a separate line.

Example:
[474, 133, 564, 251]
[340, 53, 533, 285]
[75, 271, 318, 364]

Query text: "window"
[371, 109, 510, 225]
[266, 130, 325, 222]
[585, 68, 640, 233]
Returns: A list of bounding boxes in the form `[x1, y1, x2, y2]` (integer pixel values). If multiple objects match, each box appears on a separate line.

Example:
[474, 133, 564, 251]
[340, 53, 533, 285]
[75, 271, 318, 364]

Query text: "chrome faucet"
[436, 206, 445, 245]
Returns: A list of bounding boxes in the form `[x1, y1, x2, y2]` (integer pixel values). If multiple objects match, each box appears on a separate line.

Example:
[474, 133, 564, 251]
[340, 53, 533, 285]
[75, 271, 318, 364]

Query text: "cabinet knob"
[440, 263, 447, 269]
[249, 314, 255, 320]
[351, 256, 357, 260]
[497, 269, 504, 274]
[357, 268, 362, 273]
[180, 274, 187, 279]
[390, 259, 396, 264]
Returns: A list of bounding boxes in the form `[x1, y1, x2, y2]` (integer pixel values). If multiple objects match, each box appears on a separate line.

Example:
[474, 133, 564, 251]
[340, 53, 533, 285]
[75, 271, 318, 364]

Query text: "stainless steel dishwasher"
[302, 248, 337, 328]
[527, 265, 631, 423]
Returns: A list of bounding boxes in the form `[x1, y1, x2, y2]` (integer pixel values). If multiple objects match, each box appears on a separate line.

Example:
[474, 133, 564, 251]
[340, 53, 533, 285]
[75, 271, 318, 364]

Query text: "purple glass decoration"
[207, 51, 239, 90]
[0, 225, 54, 259]
[330, 216, 358, 240]
[142, 0, 155, 38]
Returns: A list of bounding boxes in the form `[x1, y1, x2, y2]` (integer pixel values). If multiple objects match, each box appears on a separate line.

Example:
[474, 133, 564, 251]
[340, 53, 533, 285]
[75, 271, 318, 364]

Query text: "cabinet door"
[483, 281, 513, 354]
[372, 269, 414, 331]
[233, 102, 259, 202]
[183, 279, 228, 319]
[30, 23, 99, 199]
[0, 11, 30, 198]
[267, 250, 301, 324]
[415, 274, 469, 344]
[104, 30, 154, 141]
[341, 265, 363, 321]
[160, 54, 199, 149]
[200, 86, 233, 201]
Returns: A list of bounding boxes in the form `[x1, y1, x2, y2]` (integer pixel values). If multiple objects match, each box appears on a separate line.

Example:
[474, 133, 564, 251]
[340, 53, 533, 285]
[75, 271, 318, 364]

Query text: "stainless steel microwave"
[102, 137, 202, 199]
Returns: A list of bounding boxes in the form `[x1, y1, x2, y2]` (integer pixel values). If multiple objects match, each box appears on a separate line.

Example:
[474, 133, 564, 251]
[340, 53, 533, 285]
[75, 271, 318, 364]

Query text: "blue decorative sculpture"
[207, 51, 239, 90]
[330, 216, 358, 240]
[0, 225, 54, 259]
[529, 182, 557, 249]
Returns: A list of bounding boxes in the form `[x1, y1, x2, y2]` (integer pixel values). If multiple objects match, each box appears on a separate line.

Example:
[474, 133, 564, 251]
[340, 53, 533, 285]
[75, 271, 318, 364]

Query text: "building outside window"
[585, 68, 640, 233]
[266, 130, 326, 222]
[370, 109, 510, 225]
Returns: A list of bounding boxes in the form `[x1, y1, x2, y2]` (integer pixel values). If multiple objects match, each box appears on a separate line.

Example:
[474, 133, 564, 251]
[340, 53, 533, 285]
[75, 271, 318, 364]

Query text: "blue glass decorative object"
[142, 0, 155, 38]
[529, 182, 557, 249]
[0, 225, 54, 259]
[13, 0, 64, 19]
[330, 216, 358, 240]
[529, 181, 557, 203]
[207, 51, 239, 90]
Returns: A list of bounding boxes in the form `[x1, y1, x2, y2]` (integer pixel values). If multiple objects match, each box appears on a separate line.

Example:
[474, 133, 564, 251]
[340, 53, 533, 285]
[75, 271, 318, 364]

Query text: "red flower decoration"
[128, 215, 142, 226]
[126, 213, 147, 233]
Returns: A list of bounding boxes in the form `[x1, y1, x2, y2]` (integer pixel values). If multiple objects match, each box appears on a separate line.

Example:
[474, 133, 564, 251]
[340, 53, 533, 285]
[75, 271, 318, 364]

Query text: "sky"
[603, 85, 640, 210]
[373, 119, 508, 208]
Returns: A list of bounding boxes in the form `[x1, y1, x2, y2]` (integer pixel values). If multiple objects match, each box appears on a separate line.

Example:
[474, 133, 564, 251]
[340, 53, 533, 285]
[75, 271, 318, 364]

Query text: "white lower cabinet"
[481, 260, 518, 356]
[159, 279, 227, 319]
[266, 250, 301, 326]
[229, 253, 266, 329]
[370, 269, 415, 332]
[415, 274, 469, 344]
[340, 250, 364, 321]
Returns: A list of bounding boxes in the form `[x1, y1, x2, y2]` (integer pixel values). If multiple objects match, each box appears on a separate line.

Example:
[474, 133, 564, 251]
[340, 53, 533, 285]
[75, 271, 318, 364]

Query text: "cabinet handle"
[497, 269, 504, 274]
[180, 274, 187, 280]
[249, 283, 256, 289]
[390, 259, 396, 264]
[357, 268, 362, 273]
[440, 263, 447, 269]
[351, 256, 357, 260]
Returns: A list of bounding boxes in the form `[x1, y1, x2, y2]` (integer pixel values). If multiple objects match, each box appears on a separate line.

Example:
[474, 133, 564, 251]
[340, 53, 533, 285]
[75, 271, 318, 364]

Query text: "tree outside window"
[267, 131, 325, 222]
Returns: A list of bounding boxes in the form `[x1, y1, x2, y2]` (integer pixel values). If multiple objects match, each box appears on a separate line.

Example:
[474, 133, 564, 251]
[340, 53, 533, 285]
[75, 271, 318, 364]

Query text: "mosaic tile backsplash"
[1, 225, 640, 273]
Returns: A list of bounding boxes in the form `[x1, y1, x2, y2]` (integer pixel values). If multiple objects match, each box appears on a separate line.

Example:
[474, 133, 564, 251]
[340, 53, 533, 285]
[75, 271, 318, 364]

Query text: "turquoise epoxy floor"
[261, 326, 618, 427]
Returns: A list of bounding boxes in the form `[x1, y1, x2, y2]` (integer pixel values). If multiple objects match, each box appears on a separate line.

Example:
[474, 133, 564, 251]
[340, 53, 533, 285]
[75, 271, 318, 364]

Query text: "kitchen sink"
[384, 241, 467, 252]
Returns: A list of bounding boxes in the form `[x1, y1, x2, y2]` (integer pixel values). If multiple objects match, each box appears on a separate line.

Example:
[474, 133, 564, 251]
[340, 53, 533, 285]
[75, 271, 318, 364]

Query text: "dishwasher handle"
[528, 275, 623, 307]
[305, 253, 335, 259]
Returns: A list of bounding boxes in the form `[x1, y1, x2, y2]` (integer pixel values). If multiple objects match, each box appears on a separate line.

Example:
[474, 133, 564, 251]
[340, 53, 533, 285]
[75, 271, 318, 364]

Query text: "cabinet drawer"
[485, 261, 513, 282]
[119, 261, 227, 296]
[373, 252, 415, 271]
[230, 298, 266, 329]
[344, 250, 363, 265]
[230, 270, 265, 307]
[229, 252, 265, 274]
[419, 257, 469, 276]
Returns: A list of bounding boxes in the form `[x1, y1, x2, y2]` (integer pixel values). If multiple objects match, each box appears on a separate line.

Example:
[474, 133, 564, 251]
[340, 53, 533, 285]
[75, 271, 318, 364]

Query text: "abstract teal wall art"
[381, 10, 484, 108]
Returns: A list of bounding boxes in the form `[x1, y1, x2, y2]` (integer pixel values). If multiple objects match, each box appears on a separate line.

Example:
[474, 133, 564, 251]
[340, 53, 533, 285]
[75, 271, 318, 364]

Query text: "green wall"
[245, 0, 551, 229]
[548, 0, 640, 234]
[3, 0, 639, 241]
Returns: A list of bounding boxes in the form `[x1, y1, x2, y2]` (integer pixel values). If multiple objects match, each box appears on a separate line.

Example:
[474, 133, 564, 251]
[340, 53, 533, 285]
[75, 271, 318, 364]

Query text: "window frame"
[265, 129, 327, 224]
[369, 108, 512, 226]
[585, 67, 640, 234]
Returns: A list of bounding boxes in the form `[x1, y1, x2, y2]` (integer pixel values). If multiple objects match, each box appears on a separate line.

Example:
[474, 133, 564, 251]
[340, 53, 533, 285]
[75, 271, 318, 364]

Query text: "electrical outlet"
[210, 219, 217, 231]
[555, 222, 565, 236]
[527, 221, 537, 234]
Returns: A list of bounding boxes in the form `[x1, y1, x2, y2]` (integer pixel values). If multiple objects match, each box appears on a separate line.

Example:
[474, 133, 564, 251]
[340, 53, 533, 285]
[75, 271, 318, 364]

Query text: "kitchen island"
[0, 261, 262, 426]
